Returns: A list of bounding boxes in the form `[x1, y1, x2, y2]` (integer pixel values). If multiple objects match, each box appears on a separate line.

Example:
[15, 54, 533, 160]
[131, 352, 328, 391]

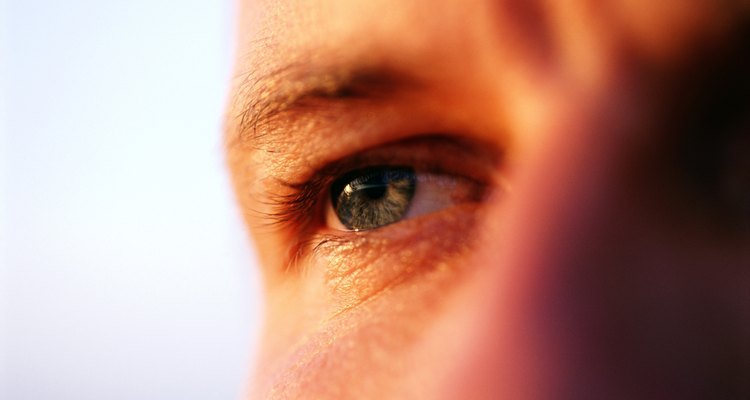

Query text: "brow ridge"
[234, 62, 419, 144]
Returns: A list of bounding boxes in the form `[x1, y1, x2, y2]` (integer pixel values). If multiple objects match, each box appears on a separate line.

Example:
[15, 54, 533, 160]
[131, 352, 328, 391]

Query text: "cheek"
[254, 205, 483, 398]
[255, 289, 443, 399]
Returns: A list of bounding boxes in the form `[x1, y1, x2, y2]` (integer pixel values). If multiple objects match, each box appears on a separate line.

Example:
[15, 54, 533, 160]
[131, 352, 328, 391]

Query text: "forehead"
[228, 1, 746, 149]
[229, 0, 745, 154]
[237, 0, 741, 68]
[236, 0, 496, 82]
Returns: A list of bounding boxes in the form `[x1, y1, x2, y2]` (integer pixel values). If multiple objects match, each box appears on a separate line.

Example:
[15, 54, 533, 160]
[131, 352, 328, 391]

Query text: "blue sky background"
[2, 1, 261, 398]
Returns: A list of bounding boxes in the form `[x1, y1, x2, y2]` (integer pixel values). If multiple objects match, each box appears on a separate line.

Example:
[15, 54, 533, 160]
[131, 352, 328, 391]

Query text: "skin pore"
[226, 1, 749, 399]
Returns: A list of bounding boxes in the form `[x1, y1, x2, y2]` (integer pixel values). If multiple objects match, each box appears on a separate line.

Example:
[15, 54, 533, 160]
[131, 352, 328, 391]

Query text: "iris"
[331, 167, 416, 230]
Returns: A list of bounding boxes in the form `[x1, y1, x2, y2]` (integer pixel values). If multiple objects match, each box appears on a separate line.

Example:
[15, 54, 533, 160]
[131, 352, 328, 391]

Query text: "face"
[226, 1, 750, 398]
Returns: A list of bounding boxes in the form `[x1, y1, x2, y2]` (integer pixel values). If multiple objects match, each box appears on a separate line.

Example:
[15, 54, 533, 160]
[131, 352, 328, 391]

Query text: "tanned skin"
[226, 1, 750, 398]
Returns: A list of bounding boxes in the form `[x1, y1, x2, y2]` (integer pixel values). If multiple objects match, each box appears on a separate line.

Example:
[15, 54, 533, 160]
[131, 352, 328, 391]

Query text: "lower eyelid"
[314, 203, 483, 313]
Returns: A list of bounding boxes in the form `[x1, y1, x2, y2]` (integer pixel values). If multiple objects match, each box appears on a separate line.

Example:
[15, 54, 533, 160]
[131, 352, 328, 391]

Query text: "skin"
[226, 1, 750, 398]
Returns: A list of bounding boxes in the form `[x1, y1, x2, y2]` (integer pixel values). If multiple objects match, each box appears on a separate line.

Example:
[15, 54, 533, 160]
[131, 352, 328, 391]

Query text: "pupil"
[362, 178, 388, 199]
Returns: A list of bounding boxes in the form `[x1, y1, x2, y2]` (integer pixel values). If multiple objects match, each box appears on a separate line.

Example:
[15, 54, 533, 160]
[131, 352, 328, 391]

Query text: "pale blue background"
[2, 1, 262, 399]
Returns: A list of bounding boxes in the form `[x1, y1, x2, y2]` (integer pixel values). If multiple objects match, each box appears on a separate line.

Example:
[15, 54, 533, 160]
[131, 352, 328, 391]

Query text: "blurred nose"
[461, 96, 637, 399]
[432, 88, 745, 399]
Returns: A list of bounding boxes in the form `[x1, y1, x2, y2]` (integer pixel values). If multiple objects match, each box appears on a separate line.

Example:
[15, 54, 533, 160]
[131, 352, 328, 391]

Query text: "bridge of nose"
[426, 72, 737, 398]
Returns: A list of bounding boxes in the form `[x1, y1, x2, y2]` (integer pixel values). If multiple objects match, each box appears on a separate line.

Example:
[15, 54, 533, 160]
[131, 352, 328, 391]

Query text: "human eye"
[253, 134, 502, 313]
[265, 135, 499, 240]
[262, 134, 499, 246]
[326, 166, 485, 231]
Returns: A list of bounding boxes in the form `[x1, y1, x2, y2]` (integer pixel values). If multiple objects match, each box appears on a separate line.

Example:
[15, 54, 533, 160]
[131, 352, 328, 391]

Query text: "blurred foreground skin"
[226, 1, 750, 399]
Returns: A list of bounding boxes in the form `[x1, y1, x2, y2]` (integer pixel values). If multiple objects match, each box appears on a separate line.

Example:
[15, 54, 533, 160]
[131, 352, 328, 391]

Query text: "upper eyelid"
[261, 135, 501, 231]
[291, 135, 500, 187]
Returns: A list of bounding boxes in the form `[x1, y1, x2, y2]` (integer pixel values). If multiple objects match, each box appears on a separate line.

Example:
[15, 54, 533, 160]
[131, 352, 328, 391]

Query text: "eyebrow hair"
[234, 61, 418, 144]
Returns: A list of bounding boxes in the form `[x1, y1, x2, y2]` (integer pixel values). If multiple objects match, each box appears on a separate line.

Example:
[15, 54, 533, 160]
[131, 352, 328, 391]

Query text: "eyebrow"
[233, 61, 418, 144]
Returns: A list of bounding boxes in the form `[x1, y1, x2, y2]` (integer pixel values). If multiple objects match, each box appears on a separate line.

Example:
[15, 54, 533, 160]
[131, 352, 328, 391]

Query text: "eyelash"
[265, 171, 333, 232]
[267, 161, 423, 233]
[259, 135, 500, 263]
